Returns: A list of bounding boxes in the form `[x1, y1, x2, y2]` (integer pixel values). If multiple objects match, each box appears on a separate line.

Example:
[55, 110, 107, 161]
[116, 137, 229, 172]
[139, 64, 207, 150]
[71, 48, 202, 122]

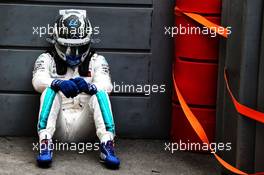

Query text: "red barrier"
[176, 0, 221, 14]
[174, 14, 220, 61]
[171, 103, 216, 149]
[173, 58, 218, 106]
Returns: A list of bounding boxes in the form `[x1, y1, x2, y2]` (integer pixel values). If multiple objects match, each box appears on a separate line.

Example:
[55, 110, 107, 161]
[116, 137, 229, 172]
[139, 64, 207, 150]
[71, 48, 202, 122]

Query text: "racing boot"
[36, 139, 53, 167]
[100, 140, 120, 169]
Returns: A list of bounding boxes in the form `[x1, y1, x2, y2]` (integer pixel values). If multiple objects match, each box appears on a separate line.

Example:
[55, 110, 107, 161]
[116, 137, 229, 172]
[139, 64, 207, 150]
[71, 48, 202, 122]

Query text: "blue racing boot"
[36, 139, 53, 167]
[100, 140, 120, 169]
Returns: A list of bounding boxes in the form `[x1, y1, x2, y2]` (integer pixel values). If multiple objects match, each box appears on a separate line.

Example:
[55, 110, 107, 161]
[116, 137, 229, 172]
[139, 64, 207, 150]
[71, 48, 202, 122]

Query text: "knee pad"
[38, 87, 56, 131]
[96, 90, 115, 134]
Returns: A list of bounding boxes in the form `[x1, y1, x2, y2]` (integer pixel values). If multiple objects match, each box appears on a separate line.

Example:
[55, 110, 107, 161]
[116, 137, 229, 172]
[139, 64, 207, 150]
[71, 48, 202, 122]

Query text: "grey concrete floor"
[0, 137, 219, 175]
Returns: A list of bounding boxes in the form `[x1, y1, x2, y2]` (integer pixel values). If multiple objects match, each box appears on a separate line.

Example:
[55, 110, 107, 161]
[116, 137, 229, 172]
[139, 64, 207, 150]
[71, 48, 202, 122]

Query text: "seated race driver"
[32, 9, 120, 169]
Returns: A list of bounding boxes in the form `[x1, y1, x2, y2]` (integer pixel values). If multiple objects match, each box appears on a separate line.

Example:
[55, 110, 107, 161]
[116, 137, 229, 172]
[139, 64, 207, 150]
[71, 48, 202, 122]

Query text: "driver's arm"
[32, 53, 54, 93]
[91, 54, 113, 93]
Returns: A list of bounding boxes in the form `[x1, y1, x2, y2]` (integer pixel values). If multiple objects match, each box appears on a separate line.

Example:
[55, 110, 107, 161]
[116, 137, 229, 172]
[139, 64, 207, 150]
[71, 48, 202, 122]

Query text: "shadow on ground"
[0, 137, 219, 175]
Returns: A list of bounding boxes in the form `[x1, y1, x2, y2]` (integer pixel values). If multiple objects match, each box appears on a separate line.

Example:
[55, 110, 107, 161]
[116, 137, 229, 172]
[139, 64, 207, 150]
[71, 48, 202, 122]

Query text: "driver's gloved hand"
[51, 79, 80, 98]
[70, 77, 97, 95]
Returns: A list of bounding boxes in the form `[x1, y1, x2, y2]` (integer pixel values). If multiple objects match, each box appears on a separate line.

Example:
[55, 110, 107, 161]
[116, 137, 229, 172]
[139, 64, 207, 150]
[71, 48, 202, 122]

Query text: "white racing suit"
[32, 52, 115, 143]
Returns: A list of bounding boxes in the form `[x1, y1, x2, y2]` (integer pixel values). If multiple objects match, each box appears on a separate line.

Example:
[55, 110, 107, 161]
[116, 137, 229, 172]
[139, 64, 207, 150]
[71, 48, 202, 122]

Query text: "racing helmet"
[53, 9, 92, 67]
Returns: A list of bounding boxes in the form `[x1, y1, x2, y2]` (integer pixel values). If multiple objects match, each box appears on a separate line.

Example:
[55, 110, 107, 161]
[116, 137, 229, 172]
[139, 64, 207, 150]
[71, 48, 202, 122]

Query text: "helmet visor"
[56, 43, 90, 57]
[55, 43, 90, 66]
